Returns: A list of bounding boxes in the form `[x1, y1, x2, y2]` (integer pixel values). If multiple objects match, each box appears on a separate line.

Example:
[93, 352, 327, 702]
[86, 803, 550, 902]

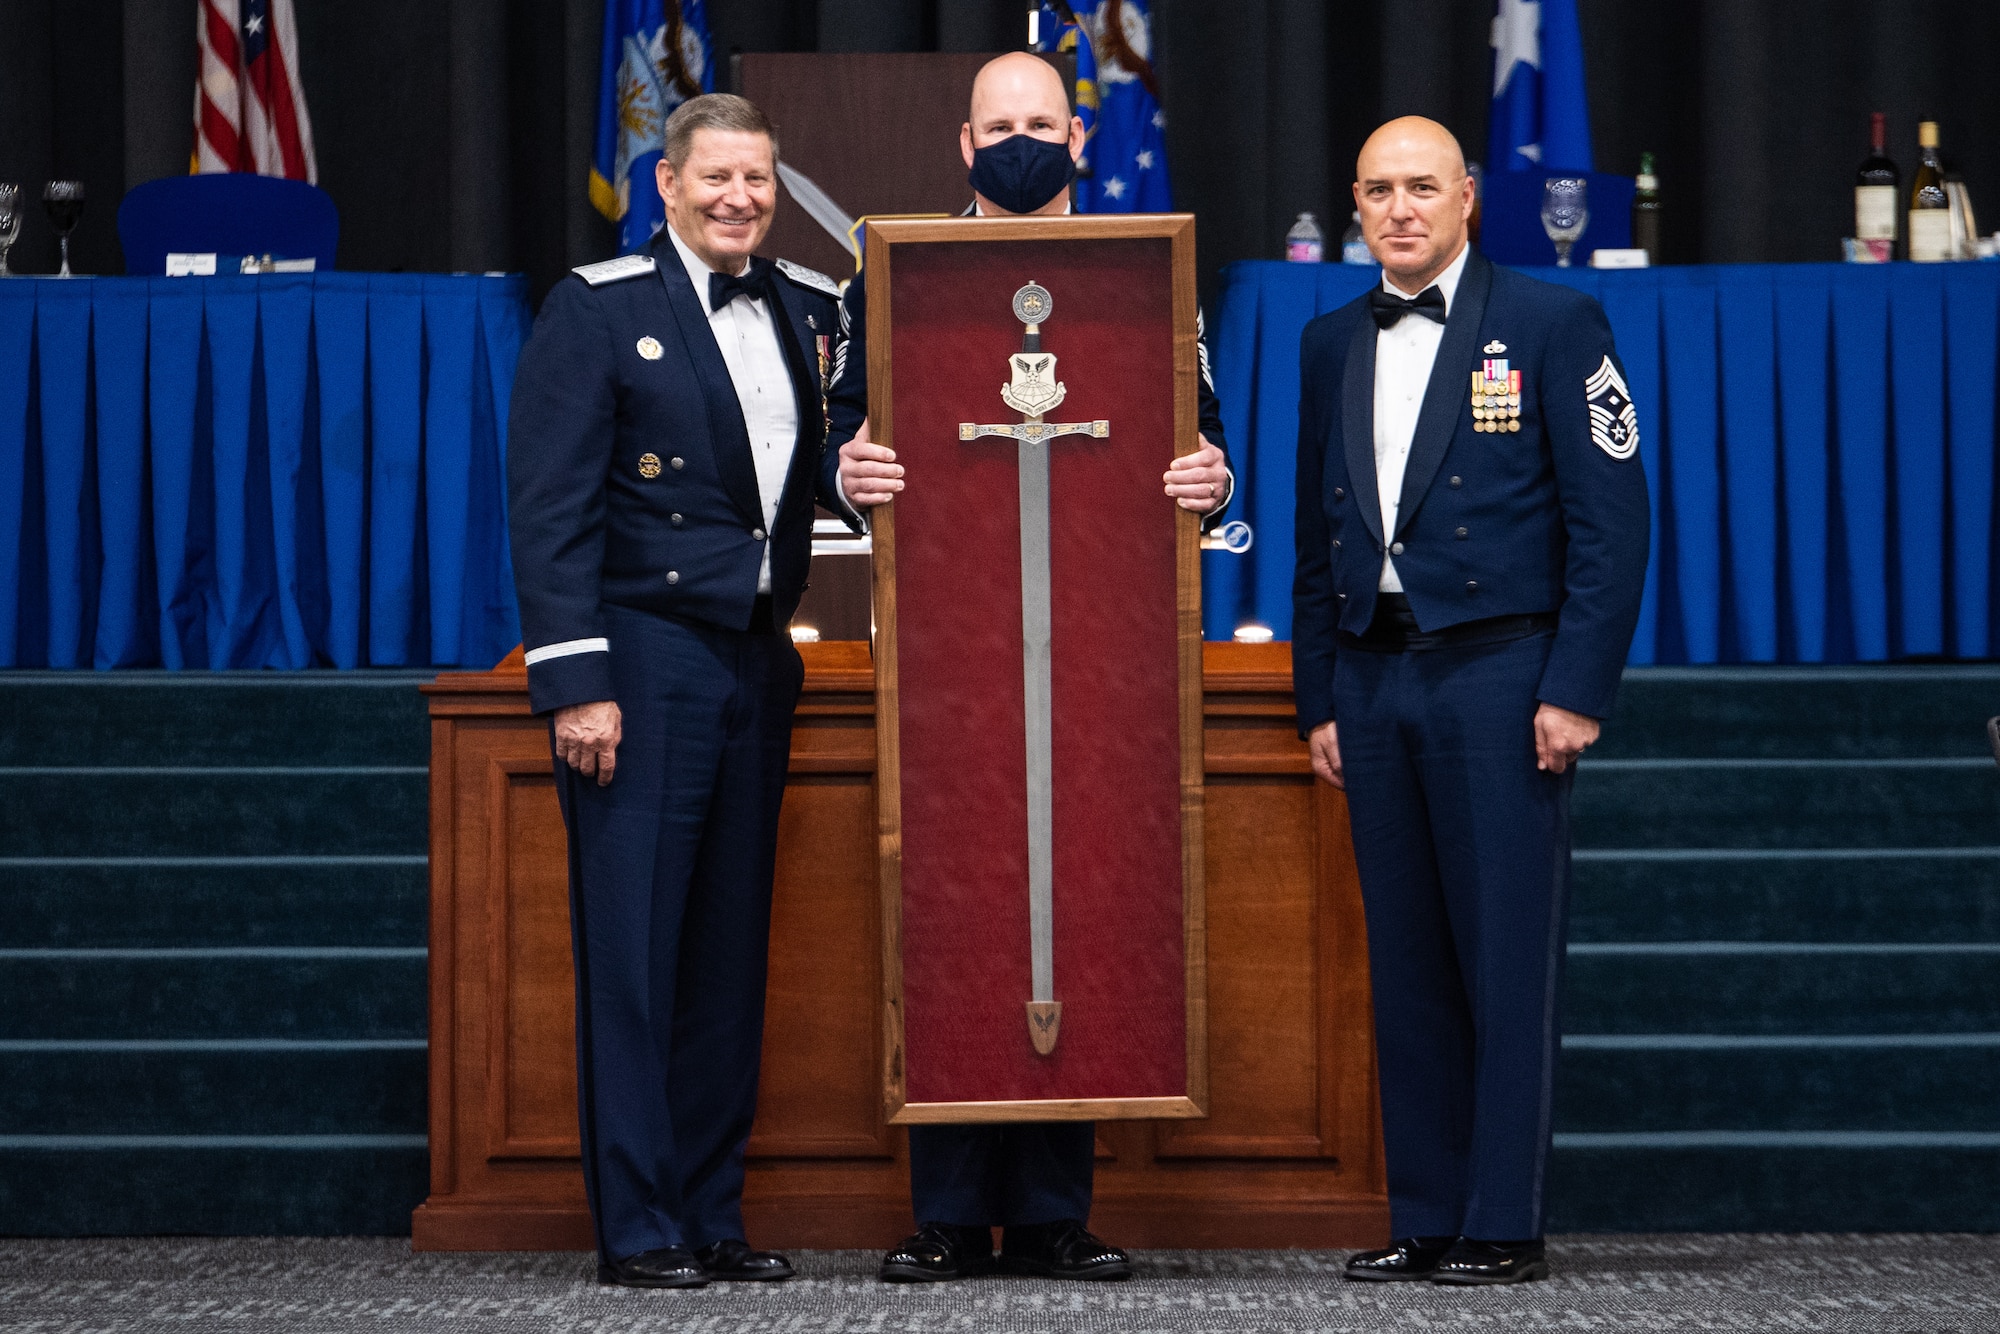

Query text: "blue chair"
[1478, 170, 1634, 266]
[117, 174, 339, 276]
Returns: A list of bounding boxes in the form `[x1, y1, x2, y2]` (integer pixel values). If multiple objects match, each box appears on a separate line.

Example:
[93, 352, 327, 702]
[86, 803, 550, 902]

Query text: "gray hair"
[663, 94, 778, 171]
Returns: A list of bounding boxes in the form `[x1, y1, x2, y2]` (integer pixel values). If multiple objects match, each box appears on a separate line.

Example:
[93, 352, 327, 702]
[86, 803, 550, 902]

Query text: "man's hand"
[555, 700, 623, 787]
[839, 418, 903, 509]
[1164, 435, 1228, 514]
[1534, 703, 1600, 774]
[1308, 720, 1344, 790]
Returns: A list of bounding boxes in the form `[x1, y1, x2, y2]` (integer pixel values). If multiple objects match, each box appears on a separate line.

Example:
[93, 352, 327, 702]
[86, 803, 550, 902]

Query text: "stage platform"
[3, 1234, 1998, 1332]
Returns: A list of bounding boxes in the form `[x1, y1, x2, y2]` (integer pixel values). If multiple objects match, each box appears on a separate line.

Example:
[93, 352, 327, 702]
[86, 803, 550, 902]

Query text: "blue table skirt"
[1204, 259, 2000, 664]
[0, 274, 527, 669]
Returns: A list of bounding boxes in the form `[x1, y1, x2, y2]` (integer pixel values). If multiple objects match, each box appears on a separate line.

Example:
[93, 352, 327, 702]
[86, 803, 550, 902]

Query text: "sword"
[959, 283, 1109, 1057]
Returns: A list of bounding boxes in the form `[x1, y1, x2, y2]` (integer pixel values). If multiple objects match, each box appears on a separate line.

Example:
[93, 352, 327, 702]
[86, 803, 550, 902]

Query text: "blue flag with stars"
[591, 0, 715, 254]
[1035, 1, 1171, 213]
[1487, 0, 1593, 174]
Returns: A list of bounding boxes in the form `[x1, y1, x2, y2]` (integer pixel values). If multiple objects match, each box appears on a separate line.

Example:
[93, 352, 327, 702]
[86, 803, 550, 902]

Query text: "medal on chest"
[1471, 355, 1522, 433]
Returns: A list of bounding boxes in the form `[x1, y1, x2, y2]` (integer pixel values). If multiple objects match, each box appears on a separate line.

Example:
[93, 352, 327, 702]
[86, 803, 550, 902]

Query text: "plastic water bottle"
[1285, 212, 1324, 263]
[1341, 211, 1374, 264]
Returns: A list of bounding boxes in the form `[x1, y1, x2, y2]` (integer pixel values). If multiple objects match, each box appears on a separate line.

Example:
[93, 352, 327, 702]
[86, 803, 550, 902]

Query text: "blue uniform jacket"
[507, 235, 857, 714]
[825, 262, 1237, 529]
[1292, 248, 1650, 730]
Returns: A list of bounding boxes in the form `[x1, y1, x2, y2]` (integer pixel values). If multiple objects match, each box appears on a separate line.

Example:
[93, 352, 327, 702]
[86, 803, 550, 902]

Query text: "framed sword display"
[865, 214, 1208, 1123]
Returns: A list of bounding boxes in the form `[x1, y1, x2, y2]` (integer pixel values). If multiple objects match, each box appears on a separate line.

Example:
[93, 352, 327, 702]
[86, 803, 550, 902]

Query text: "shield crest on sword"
[1002, 352, 1067, 417]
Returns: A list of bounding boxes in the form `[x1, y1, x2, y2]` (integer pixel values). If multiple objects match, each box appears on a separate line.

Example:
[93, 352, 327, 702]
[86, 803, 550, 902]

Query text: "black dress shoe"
[1343, 1236, 1457, 1282]
[1430, 1238, 1548, 1285]
[595, 1245, 710, 1288]
[880, 1222, 995, 1282]
[997, 1219, 1133, 1281]
[695, 1238, 794, 1282]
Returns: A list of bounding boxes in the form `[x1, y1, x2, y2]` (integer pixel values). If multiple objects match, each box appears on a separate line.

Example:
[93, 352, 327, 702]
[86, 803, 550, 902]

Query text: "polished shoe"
[1342, 1236, 1457, 1282]
[879, 1222, 995, 1282]
[997, 1219, 1133, 1281]
[1430, 1238, 1549, 1285]
[695, 1238, 794, 1282]
[595, 1245, 710, 1288]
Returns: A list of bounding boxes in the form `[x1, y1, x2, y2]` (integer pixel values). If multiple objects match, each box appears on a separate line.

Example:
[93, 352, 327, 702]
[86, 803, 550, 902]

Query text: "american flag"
[193, 0, 317, 182]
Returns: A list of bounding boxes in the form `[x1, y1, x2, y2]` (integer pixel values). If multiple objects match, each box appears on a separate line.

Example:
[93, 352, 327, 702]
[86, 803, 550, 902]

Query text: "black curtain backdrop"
[4, 0, 1999, 310]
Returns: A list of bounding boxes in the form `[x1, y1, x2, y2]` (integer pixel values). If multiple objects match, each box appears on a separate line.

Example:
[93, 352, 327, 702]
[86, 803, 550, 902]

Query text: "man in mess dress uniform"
[506, 93, 858, 1289]
[828, 52, 1235, 1284]
[1291, 117, 1649, 1285]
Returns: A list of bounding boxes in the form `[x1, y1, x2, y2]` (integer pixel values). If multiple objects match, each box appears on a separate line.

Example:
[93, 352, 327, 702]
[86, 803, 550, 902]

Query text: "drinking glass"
[42, 181, 85, 278]
[0, 184, 21, 277]
[1540, 176, 1589, 268]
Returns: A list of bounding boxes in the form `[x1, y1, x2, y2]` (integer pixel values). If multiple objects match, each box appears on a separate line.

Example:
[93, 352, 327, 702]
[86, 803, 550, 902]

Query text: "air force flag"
[590, 0, 715, 254]
[1035, 0, 1171, 213]
[1487, 0, 1593, 174]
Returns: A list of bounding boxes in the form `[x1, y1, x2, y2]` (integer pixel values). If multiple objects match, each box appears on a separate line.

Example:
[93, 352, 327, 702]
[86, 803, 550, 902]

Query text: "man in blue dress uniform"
[830, 52, 1236, 1284]
[1292, 117, 1649, 1285]
[506, 93, 857, 1289]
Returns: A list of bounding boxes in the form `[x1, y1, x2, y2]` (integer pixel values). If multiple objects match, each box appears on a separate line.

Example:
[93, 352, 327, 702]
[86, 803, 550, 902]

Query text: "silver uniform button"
[670, 513, 683, 526]
[670, 456, 685, 471]
[752, 528, 766, 541]
[1391, 542, 1405, 555]
[666, 571, 680, 585]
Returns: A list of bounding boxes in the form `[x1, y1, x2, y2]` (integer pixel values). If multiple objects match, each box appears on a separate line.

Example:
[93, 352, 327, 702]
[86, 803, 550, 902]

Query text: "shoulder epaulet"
[774, 258, 841, 298]
[572, 254, 657, 287]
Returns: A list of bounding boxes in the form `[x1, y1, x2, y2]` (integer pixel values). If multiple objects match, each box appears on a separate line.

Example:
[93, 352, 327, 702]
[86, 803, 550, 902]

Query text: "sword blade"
[1017, 426, 1056, 1011]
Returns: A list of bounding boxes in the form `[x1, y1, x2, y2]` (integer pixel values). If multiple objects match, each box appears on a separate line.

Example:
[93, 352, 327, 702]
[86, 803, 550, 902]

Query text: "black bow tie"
[1369, 285, 1448, 329]
[709, 265, 770, 310]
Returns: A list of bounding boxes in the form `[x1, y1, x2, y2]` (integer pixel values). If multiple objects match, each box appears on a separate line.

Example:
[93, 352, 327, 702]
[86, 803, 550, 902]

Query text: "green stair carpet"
[1551, 666, 2000, 1231]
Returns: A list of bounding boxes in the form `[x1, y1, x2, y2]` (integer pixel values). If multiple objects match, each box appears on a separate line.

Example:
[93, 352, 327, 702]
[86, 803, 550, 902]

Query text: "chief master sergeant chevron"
[1292, 117, 1649, 1286]
[505, 93, 857, 1291]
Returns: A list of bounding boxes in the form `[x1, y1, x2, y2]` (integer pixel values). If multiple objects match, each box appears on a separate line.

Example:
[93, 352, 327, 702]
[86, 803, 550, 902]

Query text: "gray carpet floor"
[4, 1235, 1999, 1333]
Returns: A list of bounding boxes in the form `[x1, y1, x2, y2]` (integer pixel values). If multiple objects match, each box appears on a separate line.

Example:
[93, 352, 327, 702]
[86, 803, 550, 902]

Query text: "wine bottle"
[1854, 112, 1898, 261]
[1631, 152, 1662, 264]
[1909, 120, 1952, 263]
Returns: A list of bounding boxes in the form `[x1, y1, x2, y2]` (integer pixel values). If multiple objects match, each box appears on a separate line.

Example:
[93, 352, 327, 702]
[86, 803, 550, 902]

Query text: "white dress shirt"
[1372, 242, 1470, 593]
[667, 225, 798, 594]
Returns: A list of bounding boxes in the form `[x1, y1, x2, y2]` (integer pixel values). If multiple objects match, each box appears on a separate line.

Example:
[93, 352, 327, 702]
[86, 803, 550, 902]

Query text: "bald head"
[961, 52, 1085, 216]
[1354, 116, 1475, 291]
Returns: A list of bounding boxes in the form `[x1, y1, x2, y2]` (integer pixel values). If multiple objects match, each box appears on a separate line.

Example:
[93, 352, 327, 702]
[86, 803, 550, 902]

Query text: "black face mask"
[968, 133, 1077, 215]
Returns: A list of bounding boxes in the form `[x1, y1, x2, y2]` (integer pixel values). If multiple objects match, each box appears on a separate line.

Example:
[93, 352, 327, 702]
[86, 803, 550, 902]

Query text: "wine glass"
[1540, 176, 1589, 268]
[42, 181, 85, 278]
[0, 185, 21, 277]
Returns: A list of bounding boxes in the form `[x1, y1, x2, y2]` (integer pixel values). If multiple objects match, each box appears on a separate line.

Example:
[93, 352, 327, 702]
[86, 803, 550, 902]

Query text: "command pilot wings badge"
[1585, 356, 1641, 460]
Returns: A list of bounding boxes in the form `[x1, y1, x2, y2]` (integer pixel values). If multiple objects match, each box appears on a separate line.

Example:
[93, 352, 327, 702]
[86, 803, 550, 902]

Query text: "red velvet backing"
[889, 238, 1187, 1105]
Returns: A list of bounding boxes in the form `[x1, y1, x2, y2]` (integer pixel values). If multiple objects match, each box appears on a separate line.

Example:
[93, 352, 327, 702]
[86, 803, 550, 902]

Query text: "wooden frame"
[864, 214, 1208, 1124]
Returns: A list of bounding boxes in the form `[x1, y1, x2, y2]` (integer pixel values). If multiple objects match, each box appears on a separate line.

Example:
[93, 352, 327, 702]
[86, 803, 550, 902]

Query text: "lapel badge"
[806, 313, 819, 330]
[636, 336, 663, 361]
[1484, 339, 1507, 354]
[1471, 359, 1523, 433]
[638, 452, 662, 479]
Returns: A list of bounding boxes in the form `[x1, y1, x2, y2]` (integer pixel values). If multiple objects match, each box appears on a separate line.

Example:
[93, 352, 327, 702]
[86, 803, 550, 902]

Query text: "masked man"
[826, 52, 1234, 1284]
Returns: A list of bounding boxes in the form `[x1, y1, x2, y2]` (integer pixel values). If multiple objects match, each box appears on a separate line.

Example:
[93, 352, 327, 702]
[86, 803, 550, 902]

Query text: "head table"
[6, 263, 1998, 668]
[0, 273, 526, 670]
[1205, 259, 2000, 664]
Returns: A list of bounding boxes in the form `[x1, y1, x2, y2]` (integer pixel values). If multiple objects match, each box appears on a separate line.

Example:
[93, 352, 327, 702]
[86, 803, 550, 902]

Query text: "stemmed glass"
[0, 185, 21, 277]
[1540, 176, 1589, 268]
[42, 181, 85, 278]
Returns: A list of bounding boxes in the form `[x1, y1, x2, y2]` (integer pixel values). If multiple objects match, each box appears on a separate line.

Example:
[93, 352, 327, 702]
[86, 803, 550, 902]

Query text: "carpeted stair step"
[0, 858, 427, 948]
[0, 948, 427, 1041]
[1554, 1034, 2000, 1133]
[1570, 759, 2000, 849]
[1597, 667, 2000, 760]
[0, 673, 430, 767]
[1546, 1139, 2000, 1232]
[0, 769, 428, 858]
[0, 1042, 426, 1135]
[0, 1141, 427, 1236]
[1569, 849, 2000, 943]
[1562, 942, 2000, 1035]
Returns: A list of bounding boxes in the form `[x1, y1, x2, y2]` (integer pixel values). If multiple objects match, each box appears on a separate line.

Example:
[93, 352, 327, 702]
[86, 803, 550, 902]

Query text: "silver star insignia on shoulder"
[774, 258, 840, 298]
[1586, 355, 1640, 459]
[572, 254, 657, 286]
